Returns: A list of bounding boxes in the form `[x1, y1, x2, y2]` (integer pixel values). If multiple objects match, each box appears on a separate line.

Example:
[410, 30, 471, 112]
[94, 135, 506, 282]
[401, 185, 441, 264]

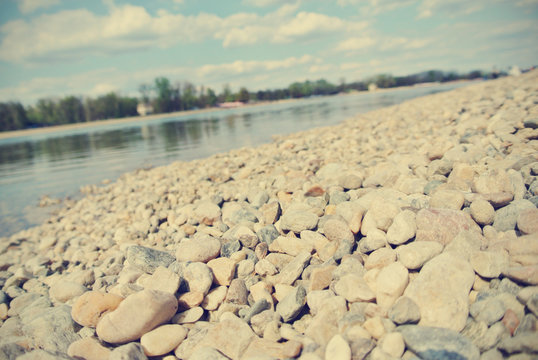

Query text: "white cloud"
[0, 4, 367, 62]
[242, 0, 289, 6]
[338, 0, 416, 15]
[417, 0, 484, 19]
[18, 0, 60, 14]
[335, 37, 376, 51]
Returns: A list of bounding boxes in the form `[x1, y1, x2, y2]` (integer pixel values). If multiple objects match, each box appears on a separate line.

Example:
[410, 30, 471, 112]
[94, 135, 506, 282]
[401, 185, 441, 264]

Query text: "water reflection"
[0, 82, 469, 237]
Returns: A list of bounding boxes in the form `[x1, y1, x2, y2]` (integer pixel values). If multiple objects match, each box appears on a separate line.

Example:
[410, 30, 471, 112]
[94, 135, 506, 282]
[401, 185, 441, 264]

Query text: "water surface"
[0, 83, 469, 237]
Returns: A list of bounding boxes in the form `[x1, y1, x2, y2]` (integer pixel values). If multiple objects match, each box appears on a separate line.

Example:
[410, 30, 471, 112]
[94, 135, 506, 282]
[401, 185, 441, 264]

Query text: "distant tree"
[55, 96, 85, 124]
[237, 87, 250, 103]
[138, 83, 152, 104]
[182, 82, 197, 110]
[0, 102, 29, 131]
[206, 88, 217, 107]
[154, 77, 173, 113]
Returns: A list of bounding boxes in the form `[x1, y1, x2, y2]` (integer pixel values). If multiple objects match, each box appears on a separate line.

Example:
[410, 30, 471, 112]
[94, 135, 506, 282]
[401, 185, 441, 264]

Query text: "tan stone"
[201, 286, 227, 311]
[334, 273, 375, 302]
[517, 208, 538, 234]
[172, 306, 204, 324]
[242, 338, 302, 359]
[207, 257, 236, 286]
[71, 291, 124, 328]
[138, 266, 181, 294]
[363, 316, 385, 340]
[309, 265, 336, 291]
[196, 314, 255, 359]
[67, 338, 111, 360]
[140, 324, 187, 356]
[325, 334, 351, 360]
[178, 291, 204, 309]
[376, 262, 409, 309]
[96, 289, 178, 344]
[364, 247, 396, 270]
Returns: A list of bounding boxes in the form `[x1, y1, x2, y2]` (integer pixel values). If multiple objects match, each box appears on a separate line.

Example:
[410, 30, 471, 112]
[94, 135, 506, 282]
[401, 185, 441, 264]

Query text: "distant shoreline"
[0, 80, 476, 141]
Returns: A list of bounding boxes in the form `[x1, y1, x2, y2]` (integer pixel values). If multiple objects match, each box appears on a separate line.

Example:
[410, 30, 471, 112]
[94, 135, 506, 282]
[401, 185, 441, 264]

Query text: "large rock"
[375, 262, 409, 309]
[96, 289, 178, 344]
[415, 208, 480, 246]
[396, 241, 443, 270]
[399, 325, 479, 360]
[67, 338, 111, 360]
[403, 253, 474, 331]
[280, 210, 319, 233]
[140, 324, 187, 356]
[276, 285, 306, 322]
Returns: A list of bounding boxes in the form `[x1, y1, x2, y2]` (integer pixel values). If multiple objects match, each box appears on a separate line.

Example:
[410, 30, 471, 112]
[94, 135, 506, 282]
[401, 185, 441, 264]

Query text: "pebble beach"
[0, 70, 537, 360]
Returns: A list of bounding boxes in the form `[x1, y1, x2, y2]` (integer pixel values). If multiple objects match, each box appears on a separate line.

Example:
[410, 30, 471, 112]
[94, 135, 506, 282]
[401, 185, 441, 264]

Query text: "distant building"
[137, 103, 154, 116]
[219, 101, 244, 109]
[368, 83, 378, 92]
[508, 66, 521, 77]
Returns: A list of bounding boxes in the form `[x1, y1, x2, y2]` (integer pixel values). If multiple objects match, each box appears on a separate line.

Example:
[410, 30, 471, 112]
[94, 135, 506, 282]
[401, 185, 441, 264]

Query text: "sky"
[0, 0, 537, 105]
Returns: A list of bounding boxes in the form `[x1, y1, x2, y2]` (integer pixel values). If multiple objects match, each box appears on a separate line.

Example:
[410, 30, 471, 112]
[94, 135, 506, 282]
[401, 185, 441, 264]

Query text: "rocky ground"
[0, 70, 537, 360]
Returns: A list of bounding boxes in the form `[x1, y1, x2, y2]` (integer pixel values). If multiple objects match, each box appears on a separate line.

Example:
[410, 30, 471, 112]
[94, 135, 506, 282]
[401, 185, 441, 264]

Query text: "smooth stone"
[138, 266, 180, 294]
[270, 235, 314, 256]
[207, 257, 236, 286]
[202, 286, 227, 310]
[469, 297, 505, 325]
[364, 247, 396, 270]
[194, 201, 221, 225]
[172, 307, 204, 324]
[359, 229, 387, 253]
[472, 169, 513, 195]
[196, 314, 255, 359]
[96, 289, 178, 344]
[189, 346, 229, 360]
[386, 210, 416, 245]
[388, 296, 421, 325]
[379, 332, 405, 358]
[325, 334, 351, 360]
[403, 253, 474, 331]
[140, 324, 187, 356]
[348, 338, 376, 360]
[176, 236, 221, 263]
[415, 208, 480, 245]
[127, 246, 175, 274]
[334, 273, 375, 302]
[323, 218, 354, 242]
[0, 343, 26, 360]
[49, 281, 87, 303]
[309, 265, 336, 291]
[375, 262, 409, 309]
[16, 349, 74, 359]
[517, 207, 538, 234]
[270, 250, 311, 285]
[220, 240, 241, 257]
[498, 333, 538, 354]
[399, 325, 479, 360]
[109, 342, 148, 360]
[280, 210, 319, 233]
[503, 265, 538, 285]
[22, 305, 80, 353]
[255, 258, 278, 276]
[67, 337, 111, 360]
[183, 262, 214, 295]
[177, 291, 204, 309]
[470, 199, 495, 225]
[430, 189, 465, 210]
[243, 338, 303, 359]
[493, 199, 535, 232]
[396, 241, 443, 270]
[257, 224, 280, 245]
[71, 291, 124, 328]
[470, 250, 509, 278]
[363, 316, 385, 340]
[225, 278, 248, 305]
[276, 285, 306, 322]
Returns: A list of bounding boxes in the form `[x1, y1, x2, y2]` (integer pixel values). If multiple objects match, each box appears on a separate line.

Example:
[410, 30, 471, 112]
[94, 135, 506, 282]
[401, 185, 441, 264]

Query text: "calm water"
[0, 83, 468, 237]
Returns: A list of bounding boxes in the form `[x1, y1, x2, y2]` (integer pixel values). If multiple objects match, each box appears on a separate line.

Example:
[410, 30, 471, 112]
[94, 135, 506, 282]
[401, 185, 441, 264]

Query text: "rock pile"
[0, 71, 537, 360]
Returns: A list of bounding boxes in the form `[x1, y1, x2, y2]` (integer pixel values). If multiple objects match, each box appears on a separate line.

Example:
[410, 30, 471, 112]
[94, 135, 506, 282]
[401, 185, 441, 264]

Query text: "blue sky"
[0, 0, 537, 105]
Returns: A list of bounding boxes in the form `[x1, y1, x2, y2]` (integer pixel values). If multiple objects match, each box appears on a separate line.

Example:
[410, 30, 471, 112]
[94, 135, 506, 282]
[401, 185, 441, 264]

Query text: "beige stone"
[325, 334, 351, 360]
[207, 257, 236, 286]
[334, 273, 375, 302]
[176, 236, 221, 263]
[201, 286, 227, 311]
[309, 265, 336, 291]
[67, 338, 111, 360]
[363, 316, 385, 340]
[375, 262, 409, 309]
[178, 291, 204, 309]
[138, 266, 181, 294]
[71, 291, 124, 328]
[196, 314, 255, 359]
[96, 289, 178, 344]
[172, 306, 204, 324]
[243, 338, 302, 359]
[140, 324, 187, 356]
[364, 247, 396, 270]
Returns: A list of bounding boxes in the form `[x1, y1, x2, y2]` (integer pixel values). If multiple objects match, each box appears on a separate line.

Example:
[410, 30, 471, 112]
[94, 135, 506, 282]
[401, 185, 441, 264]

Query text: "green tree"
[154, 77, 173, 113]
[182, 82, 197, 110]
[54, 96, 85, 124]
[0, 102, 29, 131]
[237, 87, 250, 103]
[206, 88, 217, 107]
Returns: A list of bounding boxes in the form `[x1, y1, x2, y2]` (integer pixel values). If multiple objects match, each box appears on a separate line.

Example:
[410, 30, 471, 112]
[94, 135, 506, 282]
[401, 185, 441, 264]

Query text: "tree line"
[0, 69, 503, 132]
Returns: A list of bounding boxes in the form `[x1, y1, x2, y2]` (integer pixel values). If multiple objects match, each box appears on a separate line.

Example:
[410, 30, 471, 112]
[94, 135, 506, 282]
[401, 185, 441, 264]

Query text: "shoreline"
[0, 80, 476, 141]
[1, 72, 536, 359]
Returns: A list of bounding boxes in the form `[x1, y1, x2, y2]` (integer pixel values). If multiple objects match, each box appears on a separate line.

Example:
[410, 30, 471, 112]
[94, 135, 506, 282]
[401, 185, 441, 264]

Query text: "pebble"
[140, 324, 187, 356]
[470, 198, 495, 225]
[517, 207, 538, 234]
[325, 334, 351, 360]
[470, 250, 509, 278]
[415, 208, 480, 245]
[364, 247, 396, 270]
[202, 286, 227, 310]
[196, 314, 255, 359]
[109, 342, 148, 360]
[67, 337, 111, 360]
[375, 262, 409, 309]
[469, 297, 506, 325]
[386, 210, 416, 245]
[399, 325, 480, 360]
[388, 296, 421, 325]
[276, 285, 306, 322]
[71, 291, 124, 327]
[430, 189, 465, 210]
[379, 332, 405, 358]
[176, 236, 221, 263]
[138, 266, 180, 294]
[126, 245, 175, 274]
[207, 257, 236, 286]
[183, 262, 214, 295]
[359, 228, 387, 253]
[334, 273, 375, 302]
[49, 281, 87, 303]
[172, 306, 204, 324]
[244, 338, 302, 359]
[493, 199, 536, 232]
[194, 201, 221, 225]
[404, 253, 475, 331]
[96, 289, 178, 344]
[395, 241, 443, 270]
[280, 210, 319, 233]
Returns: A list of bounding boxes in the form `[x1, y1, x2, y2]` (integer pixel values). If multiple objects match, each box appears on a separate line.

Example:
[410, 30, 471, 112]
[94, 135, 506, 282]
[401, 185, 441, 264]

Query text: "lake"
[0, 82, 470, 237]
